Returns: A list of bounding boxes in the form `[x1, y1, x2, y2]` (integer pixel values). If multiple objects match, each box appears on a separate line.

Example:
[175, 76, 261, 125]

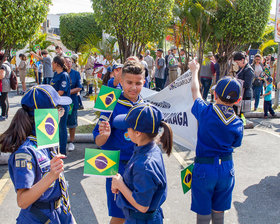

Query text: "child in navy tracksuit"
[0, 85, 74, 223]
[189, 60, 244, 224]
[111, 103, 173, 224]
[93, 60, 145, 224]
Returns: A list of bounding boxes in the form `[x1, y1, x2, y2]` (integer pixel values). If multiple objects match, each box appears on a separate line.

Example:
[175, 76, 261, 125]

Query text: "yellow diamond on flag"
[183, 168, 192, 188]
[87, 153, 116, 173]
[99, 91, 117, 108]
[37, 113, 59, 140]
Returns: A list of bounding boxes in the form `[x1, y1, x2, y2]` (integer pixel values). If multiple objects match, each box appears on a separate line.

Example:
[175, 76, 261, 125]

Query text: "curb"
[68, 133, 93, 143]
[244, 112, 280, 118]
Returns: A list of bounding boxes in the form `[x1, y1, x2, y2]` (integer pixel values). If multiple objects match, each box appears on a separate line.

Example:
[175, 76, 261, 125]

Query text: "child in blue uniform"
[93, 60, 145, 224]
[64, 57, 83, 151]
[189, 60, 244, 224]
[107, 64, 123, 89]
[0, 85, 74, 224]
[111, 103, 173, 224]
[50, 56, 71, 155]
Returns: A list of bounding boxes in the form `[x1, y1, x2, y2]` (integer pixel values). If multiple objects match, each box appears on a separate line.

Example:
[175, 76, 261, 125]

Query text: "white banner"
[275, 0, 280, 42]
[140, 70, 197, 150]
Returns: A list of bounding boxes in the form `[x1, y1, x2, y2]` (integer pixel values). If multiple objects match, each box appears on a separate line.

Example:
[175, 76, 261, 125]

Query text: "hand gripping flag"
[84, 148, 120, 177]
[94, 85, 122, 112]
[181, 163, 194, 194]
[35, 109, 59, 149]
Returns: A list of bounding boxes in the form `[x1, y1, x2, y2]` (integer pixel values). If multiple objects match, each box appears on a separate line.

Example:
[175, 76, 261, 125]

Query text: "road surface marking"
[0, 171, 12, 205]
[254, 127, 280, 138]
[171, 147, 194, 168]
[78, 117, 95, 125]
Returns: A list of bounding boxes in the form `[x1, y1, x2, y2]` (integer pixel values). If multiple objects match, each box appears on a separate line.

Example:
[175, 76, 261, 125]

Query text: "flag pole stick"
[108, 111, 113, 121]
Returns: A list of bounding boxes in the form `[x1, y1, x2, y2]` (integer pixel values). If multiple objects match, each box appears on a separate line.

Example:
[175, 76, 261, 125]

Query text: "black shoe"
[78, 105, 84, 110]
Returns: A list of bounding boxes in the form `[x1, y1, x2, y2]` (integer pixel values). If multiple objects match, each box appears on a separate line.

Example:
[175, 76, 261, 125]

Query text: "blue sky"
[49, 0, 276, 14]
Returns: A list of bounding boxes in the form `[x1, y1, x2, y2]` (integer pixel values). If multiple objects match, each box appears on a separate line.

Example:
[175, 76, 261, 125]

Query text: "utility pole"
[274, 43, 280, 107]
[274, 0, 280, 107]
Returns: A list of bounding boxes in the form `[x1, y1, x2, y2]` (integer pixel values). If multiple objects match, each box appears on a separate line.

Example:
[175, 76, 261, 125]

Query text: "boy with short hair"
[263, 77, 276, 118]
[107, 64, 123, 89]
[30, 50, 53, 84]
[189, 60, 244, 224]
[93, 60, 145, 224]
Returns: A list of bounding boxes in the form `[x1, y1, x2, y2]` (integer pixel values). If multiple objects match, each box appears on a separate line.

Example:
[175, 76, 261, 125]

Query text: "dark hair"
[146, 121, 173, 156]
[41, 49, 48, 55]
[102, 71, 112, 86]
[0, 52, 5, 60]
[233, 52, 245, 61]
[138, 54, 144, 60]
[216, 91, 239, 104]
[0, 108, 34, 153]
[122, 60, 144, 77]
[53, 56, 68, 72]
[55, 46, 62, 50]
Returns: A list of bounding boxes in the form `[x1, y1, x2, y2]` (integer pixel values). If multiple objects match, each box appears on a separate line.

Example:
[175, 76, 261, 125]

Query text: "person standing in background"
[164, 50, 171, 87]
[0, 52, 11, 121]
[50, 56, 71, 155]
[233, 52, 254, 115]
[31, 50, 53, 85]
[64, 57, 83, 152]
[251, 54, 264, 111]
[144, 50, 155, 82]
[154, 49, 166, 91]
[200, 52, 215, 101]
[168, 46, 179, 84]
[18, 54, 27, 95]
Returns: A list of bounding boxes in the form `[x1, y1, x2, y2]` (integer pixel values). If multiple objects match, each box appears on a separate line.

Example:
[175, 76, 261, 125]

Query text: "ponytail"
[53, 56, 68, 72]
[159, 121, 173, 156]
[145, 121, 173, 156]
[0, 108, 33, 153]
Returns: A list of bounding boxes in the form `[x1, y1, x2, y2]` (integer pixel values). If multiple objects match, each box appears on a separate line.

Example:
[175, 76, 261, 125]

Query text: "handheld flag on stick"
[33, 44, 41, 51]
[65, 52, 72, 57]
[30, 54, 36, 66]
[35, 109, 59, 149]
[94, 85, 122, 112]
[84, 148, 120, 177]
[11, 50, 16, 57]
[181, 163, 194, 194]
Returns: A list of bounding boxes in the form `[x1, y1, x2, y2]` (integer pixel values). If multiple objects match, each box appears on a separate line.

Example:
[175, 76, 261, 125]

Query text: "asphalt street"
[0, 82, 280, 223]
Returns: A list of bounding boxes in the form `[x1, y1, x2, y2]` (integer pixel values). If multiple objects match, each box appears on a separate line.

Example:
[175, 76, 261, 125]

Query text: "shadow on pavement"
[64, 145, 99, 224]
[234, 173, 280, 224]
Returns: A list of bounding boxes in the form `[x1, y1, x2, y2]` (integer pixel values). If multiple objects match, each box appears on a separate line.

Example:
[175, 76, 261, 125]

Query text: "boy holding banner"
[0, 85, 74, 223]
[93, 60, 145, 224]
[189, 60, 244, 224]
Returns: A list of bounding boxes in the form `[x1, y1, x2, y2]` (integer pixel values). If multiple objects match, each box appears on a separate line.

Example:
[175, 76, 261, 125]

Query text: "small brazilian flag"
[181, 163, 194, 194]
[33, 44, 40, 51]
[84, 148, 120, 177]
[35, 109, 59, 149]
[94, 85, 122, 112]
[65, 51, 72, 57]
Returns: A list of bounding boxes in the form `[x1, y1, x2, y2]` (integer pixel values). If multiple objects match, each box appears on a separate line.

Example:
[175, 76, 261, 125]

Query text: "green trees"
[0, 0, 50, 65]
[91, 0, 174, 62]
[172, 0, 272, 76]
[60, 13, 103, 53]
[214, 0, 272, 75]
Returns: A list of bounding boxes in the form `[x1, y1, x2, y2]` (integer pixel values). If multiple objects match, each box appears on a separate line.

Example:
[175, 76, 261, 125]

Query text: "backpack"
[9, 70, 18, 90]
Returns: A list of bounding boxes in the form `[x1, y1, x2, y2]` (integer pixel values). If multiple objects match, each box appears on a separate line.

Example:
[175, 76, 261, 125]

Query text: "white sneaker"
[68, 142, 75, 151]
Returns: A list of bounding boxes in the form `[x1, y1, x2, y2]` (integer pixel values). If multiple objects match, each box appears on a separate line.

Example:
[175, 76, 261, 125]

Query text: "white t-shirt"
[254, 64, 263, 77]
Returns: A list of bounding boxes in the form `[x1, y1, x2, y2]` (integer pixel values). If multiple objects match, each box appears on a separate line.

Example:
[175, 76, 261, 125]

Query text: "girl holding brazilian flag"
[0, 85, 75, 223]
